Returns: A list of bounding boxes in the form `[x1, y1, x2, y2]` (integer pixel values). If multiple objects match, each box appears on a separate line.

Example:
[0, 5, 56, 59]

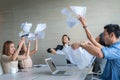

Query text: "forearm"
[83, 26, 102, 48]
[30, 39, 38, 55]
[78, 15, 102, 48]
[26, 40, 30, 57]
[34, 38, 38, 51]
[80, 42, 103, 58]
[12, 40, 25, 60]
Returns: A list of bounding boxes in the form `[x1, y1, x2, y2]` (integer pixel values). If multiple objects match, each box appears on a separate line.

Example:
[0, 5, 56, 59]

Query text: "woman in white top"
[18, 38, 38, 69]
[1, 37, 30, 74]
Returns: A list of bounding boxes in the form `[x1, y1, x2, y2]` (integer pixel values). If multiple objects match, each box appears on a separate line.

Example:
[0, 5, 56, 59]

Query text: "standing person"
[72, 15, 120, 80]
[1, 37, 30, 74]
[47, 34, 71, 64]
[18, 38, 38, 69]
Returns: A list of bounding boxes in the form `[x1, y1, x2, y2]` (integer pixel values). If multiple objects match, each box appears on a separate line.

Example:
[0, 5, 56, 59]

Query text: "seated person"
[18, 38, 38, 69]
[47, 34, 94, 69]
[47, 34, 71, 64]
[1, 37, 30, 74]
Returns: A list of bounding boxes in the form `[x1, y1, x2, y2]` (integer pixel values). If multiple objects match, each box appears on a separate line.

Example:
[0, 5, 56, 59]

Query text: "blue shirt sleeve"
[101, 46, 120, 59]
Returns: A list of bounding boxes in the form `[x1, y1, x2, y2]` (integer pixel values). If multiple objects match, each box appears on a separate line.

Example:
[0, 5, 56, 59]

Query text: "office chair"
[85, 56, 102, 80]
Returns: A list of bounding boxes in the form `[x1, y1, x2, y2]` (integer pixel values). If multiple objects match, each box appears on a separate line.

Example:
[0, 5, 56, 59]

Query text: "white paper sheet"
[19, 22, 46, 40]
[70, 6, 86, 18]
[34, 24, 46, 34]
[66, 17, 79, 28]
[56, 46, 94, 70]
[61, 8, 71, 17]
[21, 22, 32, 33]
[27, 33, 35, 40]
[35, 31, 45, 39]
[61, 6, 86, 28]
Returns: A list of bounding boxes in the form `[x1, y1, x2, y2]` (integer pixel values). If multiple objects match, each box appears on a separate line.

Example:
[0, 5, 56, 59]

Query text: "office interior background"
[0, 0, 120, 64]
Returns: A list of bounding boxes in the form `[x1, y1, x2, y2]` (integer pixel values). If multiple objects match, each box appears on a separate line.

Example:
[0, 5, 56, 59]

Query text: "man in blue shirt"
[72, 15, 120, 80]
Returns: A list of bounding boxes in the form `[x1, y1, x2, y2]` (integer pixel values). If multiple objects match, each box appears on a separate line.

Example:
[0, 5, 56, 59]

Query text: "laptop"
[49, 54, 67, 66]
[45, 58, 68, 75]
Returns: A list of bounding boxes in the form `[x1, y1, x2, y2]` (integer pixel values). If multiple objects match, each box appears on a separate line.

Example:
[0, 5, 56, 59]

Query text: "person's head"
[103, 24, 120, 45]
[2, 41, 15, 56]
[61, 34, 70, 45]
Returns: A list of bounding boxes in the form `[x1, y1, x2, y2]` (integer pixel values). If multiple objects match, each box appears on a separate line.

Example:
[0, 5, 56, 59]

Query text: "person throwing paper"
[72, 15, 120, 80]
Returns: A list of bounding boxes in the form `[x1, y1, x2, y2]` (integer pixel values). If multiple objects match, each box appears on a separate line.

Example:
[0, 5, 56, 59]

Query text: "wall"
[0, 0, 120, 64]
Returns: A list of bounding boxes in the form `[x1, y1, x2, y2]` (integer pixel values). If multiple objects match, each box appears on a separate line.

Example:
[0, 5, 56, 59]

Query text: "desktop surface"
[0, 65, 91, 80]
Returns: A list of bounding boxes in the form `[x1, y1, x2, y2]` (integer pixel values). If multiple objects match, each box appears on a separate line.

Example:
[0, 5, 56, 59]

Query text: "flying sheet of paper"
[70, 6, 86, 18]
[34, 24, 46, 39]
[61, 6, 86, 28]
[35, 31, 45, 39]
[21, 22, 32, 33]
[66, 17, 79, 28]
[27, 33, 35, 40]
[19, 22, 46, 40]
[61, 8, 71, 17]
[34, 24, 46, 34]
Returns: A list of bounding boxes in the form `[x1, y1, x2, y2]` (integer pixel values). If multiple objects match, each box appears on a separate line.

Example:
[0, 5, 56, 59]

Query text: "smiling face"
[9, 43, 15, 55]
[62, 35, 70, 45]
[3, 41, 15, 56]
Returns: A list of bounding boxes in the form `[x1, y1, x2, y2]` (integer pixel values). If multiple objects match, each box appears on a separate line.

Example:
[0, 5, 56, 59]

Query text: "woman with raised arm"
[18, 38, 38, 69]
[1, 37, 30, 74]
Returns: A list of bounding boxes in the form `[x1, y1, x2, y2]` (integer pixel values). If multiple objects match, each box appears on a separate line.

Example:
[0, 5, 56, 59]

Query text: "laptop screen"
[49, 54, 67, 66]
[45, 58, 57, 72]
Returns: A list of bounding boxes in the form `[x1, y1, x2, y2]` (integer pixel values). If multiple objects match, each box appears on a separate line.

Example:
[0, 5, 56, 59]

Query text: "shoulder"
[1, 55, 10, 62]
[57, 45, 63, 47]
[56, 45, 63, 50]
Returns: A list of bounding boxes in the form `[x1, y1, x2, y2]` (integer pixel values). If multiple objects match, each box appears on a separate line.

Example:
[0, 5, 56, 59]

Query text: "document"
[34, 24, 46, 34]
[61, 8, 71, 17]
[35, 31, 45, 39]
[61, 6, 87, 28]
[34, 24, 46, 39]
[70, 6, 87, 18]
[66, 17, 79, 28]
[21, 22, 32, 33]
[19, 23, 46, 40]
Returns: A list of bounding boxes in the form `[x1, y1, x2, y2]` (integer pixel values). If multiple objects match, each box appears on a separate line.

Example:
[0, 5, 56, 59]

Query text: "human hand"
[21, 37, 26, 41]
[77, 15, 87, 27]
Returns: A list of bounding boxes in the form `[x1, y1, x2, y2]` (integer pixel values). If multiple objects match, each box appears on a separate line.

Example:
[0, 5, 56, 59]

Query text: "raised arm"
[11, 37, 25, 60]
[25, 40, 30, 57]
[78, 15, 102, 48]
[30, 38, 38, 55]
[80, 41, 103, 58]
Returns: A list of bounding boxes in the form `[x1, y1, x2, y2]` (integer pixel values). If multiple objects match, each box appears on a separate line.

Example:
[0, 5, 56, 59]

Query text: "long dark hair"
[2, 41, 14, 56]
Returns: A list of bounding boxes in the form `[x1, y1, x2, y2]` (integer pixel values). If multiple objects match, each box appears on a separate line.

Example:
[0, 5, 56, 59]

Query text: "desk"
[0, 65, 91, 80]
